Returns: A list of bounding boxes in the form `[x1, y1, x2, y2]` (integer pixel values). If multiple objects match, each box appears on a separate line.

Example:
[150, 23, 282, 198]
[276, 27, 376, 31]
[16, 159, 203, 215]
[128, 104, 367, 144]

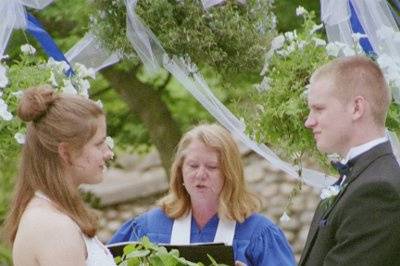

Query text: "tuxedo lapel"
[300, 180, 350, 265]
[300, 142, 393, 265]
[319, 142, 392, 220]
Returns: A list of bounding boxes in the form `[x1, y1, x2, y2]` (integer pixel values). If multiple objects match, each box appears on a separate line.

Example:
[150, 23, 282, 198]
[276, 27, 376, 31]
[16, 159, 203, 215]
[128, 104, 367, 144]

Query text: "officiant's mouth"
[195, 185, 207, 190]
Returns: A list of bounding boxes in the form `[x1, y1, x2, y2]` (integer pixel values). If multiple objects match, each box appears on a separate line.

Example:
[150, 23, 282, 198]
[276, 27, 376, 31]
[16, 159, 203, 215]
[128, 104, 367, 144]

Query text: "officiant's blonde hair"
[3, 85, 103, 244]
[160, 123, 261, 222]
[310, 55, 391, 127]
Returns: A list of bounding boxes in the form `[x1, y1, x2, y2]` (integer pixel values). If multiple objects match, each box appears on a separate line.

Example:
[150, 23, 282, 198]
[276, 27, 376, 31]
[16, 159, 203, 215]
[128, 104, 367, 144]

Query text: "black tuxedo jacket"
[299, 142, 400, 266]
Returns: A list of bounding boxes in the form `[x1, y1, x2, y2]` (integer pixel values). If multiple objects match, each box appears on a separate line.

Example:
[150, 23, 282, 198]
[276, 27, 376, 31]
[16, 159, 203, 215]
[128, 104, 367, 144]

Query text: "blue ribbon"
[26, 13, 74, 76]
[349, 0, 375, 56]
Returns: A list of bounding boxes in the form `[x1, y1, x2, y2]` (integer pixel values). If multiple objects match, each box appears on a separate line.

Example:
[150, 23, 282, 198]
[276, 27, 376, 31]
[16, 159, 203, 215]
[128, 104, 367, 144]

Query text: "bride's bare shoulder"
[16, 198, 80, 243]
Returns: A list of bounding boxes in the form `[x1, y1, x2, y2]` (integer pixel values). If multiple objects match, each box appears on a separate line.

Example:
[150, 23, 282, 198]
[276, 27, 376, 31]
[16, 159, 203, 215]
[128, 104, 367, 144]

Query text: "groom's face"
[305, 78, 353, 156]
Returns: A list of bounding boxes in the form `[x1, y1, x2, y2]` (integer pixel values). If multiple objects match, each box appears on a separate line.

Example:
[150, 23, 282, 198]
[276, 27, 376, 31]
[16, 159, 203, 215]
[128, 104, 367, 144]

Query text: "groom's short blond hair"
[310, 56, 391, 127]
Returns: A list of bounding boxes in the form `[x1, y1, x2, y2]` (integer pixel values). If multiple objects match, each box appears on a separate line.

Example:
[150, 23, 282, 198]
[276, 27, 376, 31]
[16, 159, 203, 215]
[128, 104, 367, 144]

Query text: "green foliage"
[241, 11, 331, 166]
[239, 9, 400, 168]
[274, 0, 321, 32]
[115, 237, 227, 266]
[0, 243, 12, 266]
[0, 49, 100, 222]
[90, 0, 276, 78]
[0, 54, 51, 221]
[387, 102, 400, 134]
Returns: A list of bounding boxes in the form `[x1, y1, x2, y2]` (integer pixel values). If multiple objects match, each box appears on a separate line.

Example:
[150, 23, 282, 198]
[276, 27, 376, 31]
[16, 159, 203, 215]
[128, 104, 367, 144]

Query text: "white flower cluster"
[377, 55, 400, 102]
[262, 7, 327, 67]
[260, 5, 400, 103]
[374, 26, 400, 103]
[320, 185, 340, 200]
[1, 44, 99, 146]
[46, 58, 96, 97]
[20, 44, 36, 55]
[0, 97, 12, 121]
[295, 6, 307, 17]
[0, 62, 12, 121]
[279, 211, 291, 222]
[14, 132, 26, 144]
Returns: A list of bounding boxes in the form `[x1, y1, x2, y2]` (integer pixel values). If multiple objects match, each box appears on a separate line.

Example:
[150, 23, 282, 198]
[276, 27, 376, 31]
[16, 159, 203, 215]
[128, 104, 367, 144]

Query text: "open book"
[107, 241, 234, 265]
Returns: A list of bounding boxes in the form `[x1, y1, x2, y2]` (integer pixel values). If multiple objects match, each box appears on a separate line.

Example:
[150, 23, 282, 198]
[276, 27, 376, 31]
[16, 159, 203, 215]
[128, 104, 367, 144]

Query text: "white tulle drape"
[201, 0, 246, 9]
[13, 0, 396, 188]
[65, 0, 335, 188]
[1, 0, 398, 187]
[0, 0, 54, 57]
[65, 33, 120, 73]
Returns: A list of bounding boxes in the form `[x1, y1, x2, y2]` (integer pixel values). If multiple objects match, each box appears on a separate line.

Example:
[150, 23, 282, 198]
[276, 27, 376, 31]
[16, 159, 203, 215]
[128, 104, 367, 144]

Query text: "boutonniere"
[320, 184, 346, 210]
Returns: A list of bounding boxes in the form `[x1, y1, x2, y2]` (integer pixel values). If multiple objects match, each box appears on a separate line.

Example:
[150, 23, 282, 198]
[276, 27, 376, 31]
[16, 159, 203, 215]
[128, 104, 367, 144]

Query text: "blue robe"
[109, 208, 295, 266]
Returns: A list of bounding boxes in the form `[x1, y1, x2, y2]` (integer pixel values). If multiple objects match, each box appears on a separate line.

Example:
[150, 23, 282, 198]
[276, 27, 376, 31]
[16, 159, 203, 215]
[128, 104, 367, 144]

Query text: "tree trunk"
[102, 66, 182, 178]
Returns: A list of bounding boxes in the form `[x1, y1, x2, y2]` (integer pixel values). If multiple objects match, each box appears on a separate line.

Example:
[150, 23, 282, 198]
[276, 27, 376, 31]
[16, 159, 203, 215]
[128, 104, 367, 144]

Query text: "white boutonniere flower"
[320, 183, 347, 210]
[320, 185, 340, 200]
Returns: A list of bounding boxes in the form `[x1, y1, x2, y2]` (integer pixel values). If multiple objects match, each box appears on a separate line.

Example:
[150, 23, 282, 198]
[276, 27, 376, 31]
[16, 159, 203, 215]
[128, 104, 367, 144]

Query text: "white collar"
[170, 210, 236, 245]
[342, 136, 388, 164]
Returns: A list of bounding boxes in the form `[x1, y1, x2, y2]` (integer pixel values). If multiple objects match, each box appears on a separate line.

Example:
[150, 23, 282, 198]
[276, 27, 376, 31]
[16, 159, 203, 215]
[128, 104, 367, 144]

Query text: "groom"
[299, 56, 400, 266]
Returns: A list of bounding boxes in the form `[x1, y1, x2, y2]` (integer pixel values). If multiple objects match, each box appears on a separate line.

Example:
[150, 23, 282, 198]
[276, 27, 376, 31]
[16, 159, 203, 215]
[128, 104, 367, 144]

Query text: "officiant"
[109, 123, 295, 266]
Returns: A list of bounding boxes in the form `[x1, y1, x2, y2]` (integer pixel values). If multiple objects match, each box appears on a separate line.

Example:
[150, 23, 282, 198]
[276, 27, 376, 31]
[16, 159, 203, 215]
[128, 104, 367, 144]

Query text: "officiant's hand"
[235, 261, 247, 266]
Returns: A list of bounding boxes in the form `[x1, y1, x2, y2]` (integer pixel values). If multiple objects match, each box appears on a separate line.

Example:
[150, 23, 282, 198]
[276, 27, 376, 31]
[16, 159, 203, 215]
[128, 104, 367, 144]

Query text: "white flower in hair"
[14, 132, 26, 144]
[0, 98, 12, 121]
[0, 64, 8, 88]
[20, 44, 36, 55]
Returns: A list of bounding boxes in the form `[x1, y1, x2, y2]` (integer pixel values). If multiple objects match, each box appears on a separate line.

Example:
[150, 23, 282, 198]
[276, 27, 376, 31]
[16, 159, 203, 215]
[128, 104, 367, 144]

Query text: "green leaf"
[126, 249, 151, 259]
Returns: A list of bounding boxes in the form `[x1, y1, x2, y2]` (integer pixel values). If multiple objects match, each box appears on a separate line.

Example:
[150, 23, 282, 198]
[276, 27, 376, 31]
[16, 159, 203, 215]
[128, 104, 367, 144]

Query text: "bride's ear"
[58, 142, 72, 165]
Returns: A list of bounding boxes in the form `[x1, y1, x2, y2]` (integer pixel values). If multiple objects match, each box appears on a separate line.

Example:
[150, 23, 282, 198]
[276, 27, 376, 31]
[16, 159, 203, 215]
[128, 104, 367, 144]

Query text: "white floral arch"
[1, 0, 399, 190]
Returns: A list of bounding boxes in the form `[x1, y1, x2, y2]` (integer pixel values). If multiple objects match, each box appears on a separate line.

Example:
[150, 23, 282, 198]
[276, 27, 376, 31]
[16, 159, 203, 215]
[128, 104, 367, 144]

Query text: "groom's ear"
[351, 95, 366, 121]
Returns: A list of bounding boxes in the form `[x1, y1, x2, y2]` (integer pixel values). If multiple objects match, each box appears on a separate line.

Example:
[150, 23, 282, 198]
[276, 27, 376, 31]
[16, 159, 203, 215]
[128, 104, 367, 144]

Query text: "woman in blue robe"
[109, 124, 295, 266]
